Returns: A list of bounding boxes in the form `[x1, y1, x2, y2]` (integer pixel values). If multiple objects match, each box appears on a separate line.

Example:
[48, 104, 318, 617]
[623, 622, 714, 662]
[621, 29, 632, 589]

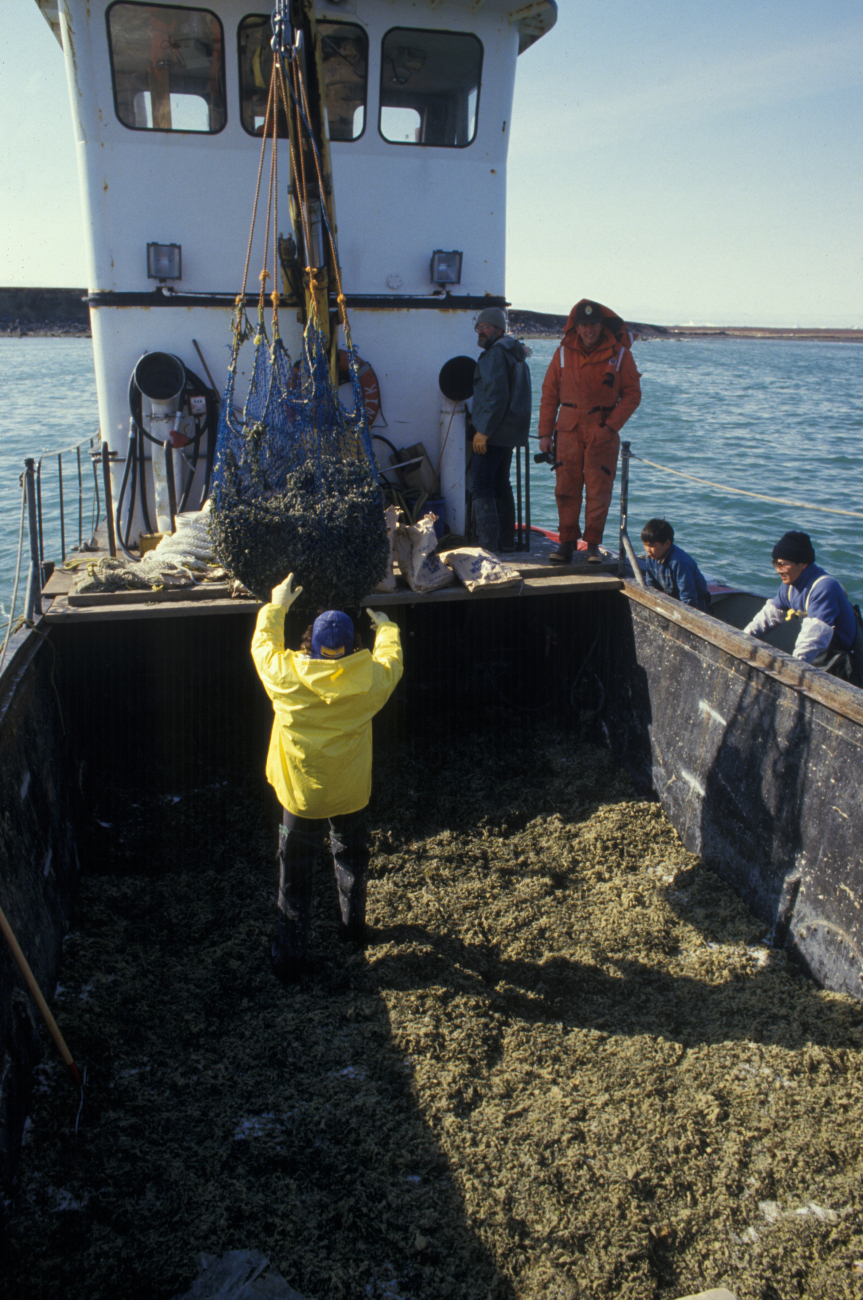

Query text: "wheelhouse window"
[380, 29, 481, 147]
[107, 2, 226, 132]
[238, 16, 368, 140]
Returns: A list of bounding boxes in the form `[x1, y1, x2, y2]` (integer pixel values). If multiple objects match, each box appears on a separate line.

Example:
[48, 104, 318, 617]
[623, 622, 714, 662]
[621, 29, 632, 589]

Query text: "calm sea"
[1, 334, 861, 620]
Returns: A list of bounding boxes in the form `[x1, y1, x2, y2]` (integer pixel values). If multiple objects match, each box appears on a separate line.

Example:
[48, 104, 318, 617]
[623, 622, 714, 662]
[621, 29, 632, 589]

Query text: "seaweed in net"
[210, 319, 388, 611]
[208, 30, 387, 613]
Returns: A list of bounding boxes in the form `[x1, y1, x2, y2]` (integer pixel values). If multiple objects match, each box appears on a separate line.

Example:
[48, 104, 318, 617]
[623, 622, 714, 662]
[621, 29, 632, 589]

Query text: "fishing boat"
[3, 0, 862, 1271]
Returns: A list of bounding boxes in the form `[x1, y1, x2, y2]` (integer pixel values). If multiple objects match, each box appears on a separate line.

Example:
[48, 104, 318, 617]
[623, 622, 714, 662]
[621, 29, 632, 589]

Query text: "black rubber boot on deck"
[497, 486, 517, 552]
[473, 497, 500, 552]
[549, 540, 574, 564]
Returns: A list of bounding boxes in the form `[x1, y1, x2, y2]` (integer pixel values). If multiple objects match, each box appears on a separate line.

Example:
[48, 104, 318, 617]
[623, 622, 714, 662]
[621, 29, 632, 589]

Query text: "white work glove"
[271, 573, 302, 609]
[367, 609, 392, 630]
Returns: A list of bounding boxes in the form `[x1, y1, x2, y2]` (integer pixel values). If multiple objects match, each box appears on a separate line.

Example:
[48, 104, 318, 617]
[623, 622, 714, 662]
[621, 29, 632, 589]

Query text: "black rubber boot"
[272, 818, 315, 984]
[473, 497, 500, 552]
[549, 540, 574, 564]
[331, 818, 369, 947]
[497, 486, 517, 552]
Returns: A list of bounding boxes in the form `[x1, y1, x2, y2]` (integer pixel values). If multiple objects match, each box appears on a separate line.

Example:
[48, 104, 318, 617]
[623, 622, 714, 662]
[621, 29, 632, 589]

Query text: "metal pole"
[164, 442, 177, 532]
[101, 443, 117, 558]
[618, 441, 630, 579]
[23, 459, 43, 622]
[77, 446, 84, 550]
[524, 442, 531, 553]
[58, 453, 66, 562]
[622, 530, 648, 588]
[515, 447, 523, 551]
[36, 460, 45, 567]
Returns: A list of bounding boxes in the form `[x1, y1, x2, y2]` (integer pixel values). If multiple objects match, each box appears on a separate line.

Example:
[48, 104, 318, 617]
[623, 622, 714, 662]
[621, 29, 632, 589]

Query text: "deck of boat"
[41, 533, 624, 622]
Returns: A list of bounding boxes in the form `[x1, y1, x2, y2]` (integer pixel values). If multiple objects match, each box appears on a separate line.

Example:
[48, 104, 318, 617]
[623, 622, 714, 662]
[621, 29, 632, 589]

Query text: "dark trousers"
[469, 445, 516, 546]
[469, 443, 512, 499]
[812, 634, 861, 687]
[277, 808, 368, 956]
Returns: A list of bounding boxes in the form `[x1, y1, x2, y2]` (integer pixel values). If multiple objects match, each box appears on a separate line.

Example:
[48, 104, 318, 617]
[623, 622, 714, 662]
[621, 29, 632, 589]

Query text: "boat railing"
[1, 435, 103, 668]
[617, 442, 647, 587]
[617, 441, 863, 589]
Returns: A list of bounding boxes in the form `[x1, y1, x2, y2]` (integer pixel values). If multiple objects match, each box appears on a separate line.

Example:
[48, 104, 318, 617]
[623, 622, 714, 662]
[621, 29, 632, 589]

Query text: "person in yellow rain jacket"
[251, 574, 403, 984]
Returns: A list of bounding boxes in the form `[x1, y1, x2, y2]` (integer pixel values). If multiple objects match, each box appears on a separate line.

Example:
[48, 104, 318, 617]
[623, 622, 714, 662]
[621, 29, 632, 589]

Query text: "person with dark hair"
[251, 575, 403, 983]
[538, 299, 641, 564]
[640, 518, 711, 612]
[743, 531, 861, 684]
[470, 307, 532, 552]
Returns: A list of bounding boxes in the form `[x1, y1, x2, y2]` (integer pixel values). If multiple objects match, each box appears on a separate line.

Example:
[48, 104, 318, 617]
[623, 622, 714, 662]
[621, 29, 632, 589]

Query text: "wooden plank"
[67, 583, 233, 607]
[45, 571, 624, 621]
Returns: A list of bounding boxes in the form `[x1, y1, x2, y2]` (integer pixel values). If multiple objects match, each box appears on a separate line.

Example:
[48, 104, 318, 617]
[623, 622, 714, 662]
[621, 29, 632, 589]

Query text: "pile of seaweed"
[209, 449, 387, 609]
[2, 715, 862, 1300]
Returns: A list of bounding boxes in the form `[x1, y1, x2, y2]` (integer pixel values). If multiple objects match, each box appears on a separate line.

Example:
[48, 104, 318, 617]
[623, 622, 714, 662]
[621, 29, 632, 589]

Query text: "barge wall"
[0, 631, 80, 1201]
[606, 585, 863, 1000]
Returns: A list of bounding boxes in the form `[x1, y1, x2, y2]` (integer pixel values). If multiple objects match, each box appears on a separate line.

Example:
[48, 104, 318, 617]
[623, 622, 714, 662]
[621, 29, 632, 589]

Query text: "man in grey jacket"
[470, 307, 532, 552]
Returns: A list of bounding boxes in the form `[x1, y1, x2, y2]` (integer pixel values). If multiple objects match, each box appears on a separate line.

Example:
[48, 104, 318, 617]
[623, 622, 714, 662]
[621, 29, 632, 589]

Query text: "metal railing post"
[515, 447, 523, 551]
[524, 441, 531, 552]
[76, 446, 84, 550]
[58, 453, 66, 562]
[619, 441, 630, 579]
[101, 443, 117, 558]
[23, 459, 43, 622]
[618, 441, 647, 587]
[164, 442, 177, 532]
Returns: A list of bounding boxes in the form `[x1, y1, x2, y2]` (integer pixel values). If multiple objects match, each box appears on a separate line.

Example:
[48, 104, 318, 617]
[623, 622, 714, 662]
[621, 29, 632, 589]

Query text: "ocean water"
[1, 334, 862, 621]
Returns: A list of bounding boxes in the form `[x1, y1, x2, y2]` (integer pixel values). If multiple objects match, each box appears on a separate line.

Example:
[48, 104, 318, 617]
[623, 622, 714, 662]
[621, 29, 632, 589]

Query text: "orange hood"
[563, 299, 632, 349]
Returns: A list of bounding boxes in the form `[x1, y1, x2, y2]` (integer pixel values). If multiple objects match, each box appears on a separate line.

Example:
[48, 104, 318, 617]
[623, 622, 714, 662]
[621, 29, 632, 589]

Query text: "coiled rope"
[629, 454, 863, 519]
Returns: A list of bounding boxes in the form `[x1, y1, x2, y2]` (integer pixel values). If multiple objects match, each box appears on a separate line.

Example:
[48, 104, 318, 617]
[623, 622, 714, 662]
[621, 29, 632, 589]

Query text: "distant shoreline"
[508, 310, 863, 344]
[0, 290, 860, 343]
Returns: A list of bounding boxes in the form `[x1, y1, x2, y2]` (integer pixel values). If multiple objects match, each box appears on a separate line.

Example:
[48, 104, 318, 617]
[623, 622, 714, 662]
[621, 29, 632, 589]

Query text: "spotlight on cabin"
[147, 242, 182, 282]
[430, 250, 462, 286]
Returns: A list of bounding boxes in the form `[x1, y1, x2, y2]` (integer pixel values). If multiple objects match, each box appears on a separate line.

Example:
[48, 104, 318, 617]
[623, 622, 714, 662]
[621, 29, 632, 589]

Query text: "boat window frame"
[378, 26, 483, 149]
[106, 0, 227, 135]
[237, 14, 369, 141]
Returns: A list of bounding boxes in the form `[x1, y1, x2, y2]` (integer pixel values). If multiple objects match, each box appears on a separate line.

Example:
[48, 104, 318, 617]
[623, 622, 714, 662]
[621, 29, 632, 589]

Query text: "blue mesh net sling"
[210, 15, 387, 611]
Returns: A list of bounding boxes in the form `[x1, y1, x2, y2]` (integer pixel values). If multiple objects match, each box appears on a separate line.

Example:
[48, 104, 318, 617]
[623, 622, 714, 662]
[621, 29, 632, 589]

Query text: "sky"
[2, 0, 862, 326]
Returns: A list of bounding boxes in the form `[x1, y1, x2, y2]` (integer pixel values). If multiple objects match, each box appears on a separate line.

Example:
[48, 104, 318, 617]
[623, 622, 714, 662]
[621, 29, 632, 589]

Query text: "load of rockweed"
[210, 321, 387, 612]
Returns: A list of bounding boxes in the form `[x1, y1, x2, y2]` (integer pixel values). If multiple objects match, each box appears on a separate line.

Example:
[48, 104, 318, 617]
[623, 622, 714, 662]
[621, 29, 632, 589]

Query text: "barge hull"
[607, 586, 863, 999]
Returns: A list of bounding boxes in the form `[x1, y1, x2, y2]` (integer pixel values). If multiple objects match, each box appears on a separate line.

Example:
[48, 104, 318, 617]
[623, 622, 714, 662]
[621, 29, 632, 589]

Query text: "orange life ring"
[337, 349, 381, 427]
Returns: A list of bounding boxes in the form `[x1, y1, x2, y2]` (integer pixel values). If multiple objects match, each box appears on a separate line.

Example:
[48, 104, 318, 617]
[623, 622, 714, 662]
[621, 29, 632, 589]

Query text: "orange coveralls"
[538, 305, 642, 545]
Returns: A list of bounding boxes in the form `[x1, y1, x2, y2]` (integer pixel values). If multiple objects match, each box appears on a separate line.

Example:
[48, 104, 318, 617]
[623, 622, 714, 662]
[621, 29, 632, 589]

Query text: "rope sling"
[209, 11, 387, 610]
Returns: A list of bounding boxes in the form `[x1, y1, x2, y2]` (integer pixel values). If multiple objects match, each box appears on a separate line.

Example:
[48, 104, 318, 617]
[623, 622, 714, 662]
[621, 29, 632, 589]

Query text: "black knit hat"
[772, 531, 815, 565]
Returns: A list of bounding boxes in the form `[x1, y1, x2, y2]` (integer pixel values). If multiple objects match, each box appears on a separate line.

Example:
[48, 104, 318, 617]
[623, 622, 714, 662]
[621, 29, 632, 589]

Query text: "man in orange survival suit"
[538, 299, 642, 564]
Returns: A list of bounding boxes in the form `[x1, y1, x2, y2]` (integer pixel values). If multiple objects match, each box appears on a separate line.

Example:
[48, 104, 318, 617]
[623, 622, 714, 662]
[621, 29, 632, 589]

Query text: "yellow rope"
[630, 454, 863, 519]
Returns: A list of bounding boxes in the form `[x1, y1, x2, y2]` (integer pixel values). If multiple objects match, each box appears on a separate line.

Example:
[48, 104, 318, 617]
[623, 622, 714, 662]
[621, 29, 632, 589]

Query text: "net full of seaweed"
[210, 12, 387, 612]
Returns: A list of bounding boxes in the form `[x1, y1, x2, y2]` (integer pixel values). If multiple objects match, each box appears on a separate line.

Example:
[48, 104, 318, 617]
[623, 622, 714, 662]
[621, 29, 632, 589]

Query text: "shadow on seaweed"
[365, 924, 862, 1053]
[0, 779, 517, 1300]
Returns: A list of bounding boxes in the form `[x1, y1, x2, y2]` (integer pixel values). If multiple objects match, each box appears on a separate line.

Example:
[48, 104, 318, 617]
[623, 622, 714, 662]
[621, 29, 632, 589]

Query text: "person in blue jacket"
[742, 530, 861, 684]
[470, 308, 532, 552]
[641, 518, 711, 612]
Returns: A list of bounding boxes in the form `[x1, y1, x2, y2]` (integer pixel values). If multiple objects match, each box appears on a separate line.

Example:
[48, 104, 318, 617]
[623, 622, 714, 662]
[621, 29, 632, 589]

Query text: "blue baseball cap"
[311, 610, 354, 660]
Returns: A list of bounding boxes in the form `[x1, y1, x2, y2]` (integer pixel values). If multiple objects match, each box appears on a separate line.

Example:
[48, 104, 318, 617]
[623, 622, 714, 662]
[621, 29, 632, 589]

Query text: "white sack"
[394, 513, 456, 594]
[439, 547, 522, 594]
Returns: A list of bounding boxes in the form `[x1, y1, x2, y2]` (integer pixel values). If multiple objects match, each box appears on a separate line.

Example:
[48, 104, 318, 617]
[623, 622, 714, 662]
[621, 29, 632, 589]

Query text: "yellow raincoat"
[251, 604, 403, 817]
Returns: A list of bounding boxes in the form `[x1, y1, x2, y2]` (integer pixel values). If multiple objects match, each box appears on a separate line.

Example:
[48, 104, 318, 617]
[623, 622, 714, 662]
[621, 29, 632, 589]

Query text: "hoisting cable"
[629, 454, 863, 519]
